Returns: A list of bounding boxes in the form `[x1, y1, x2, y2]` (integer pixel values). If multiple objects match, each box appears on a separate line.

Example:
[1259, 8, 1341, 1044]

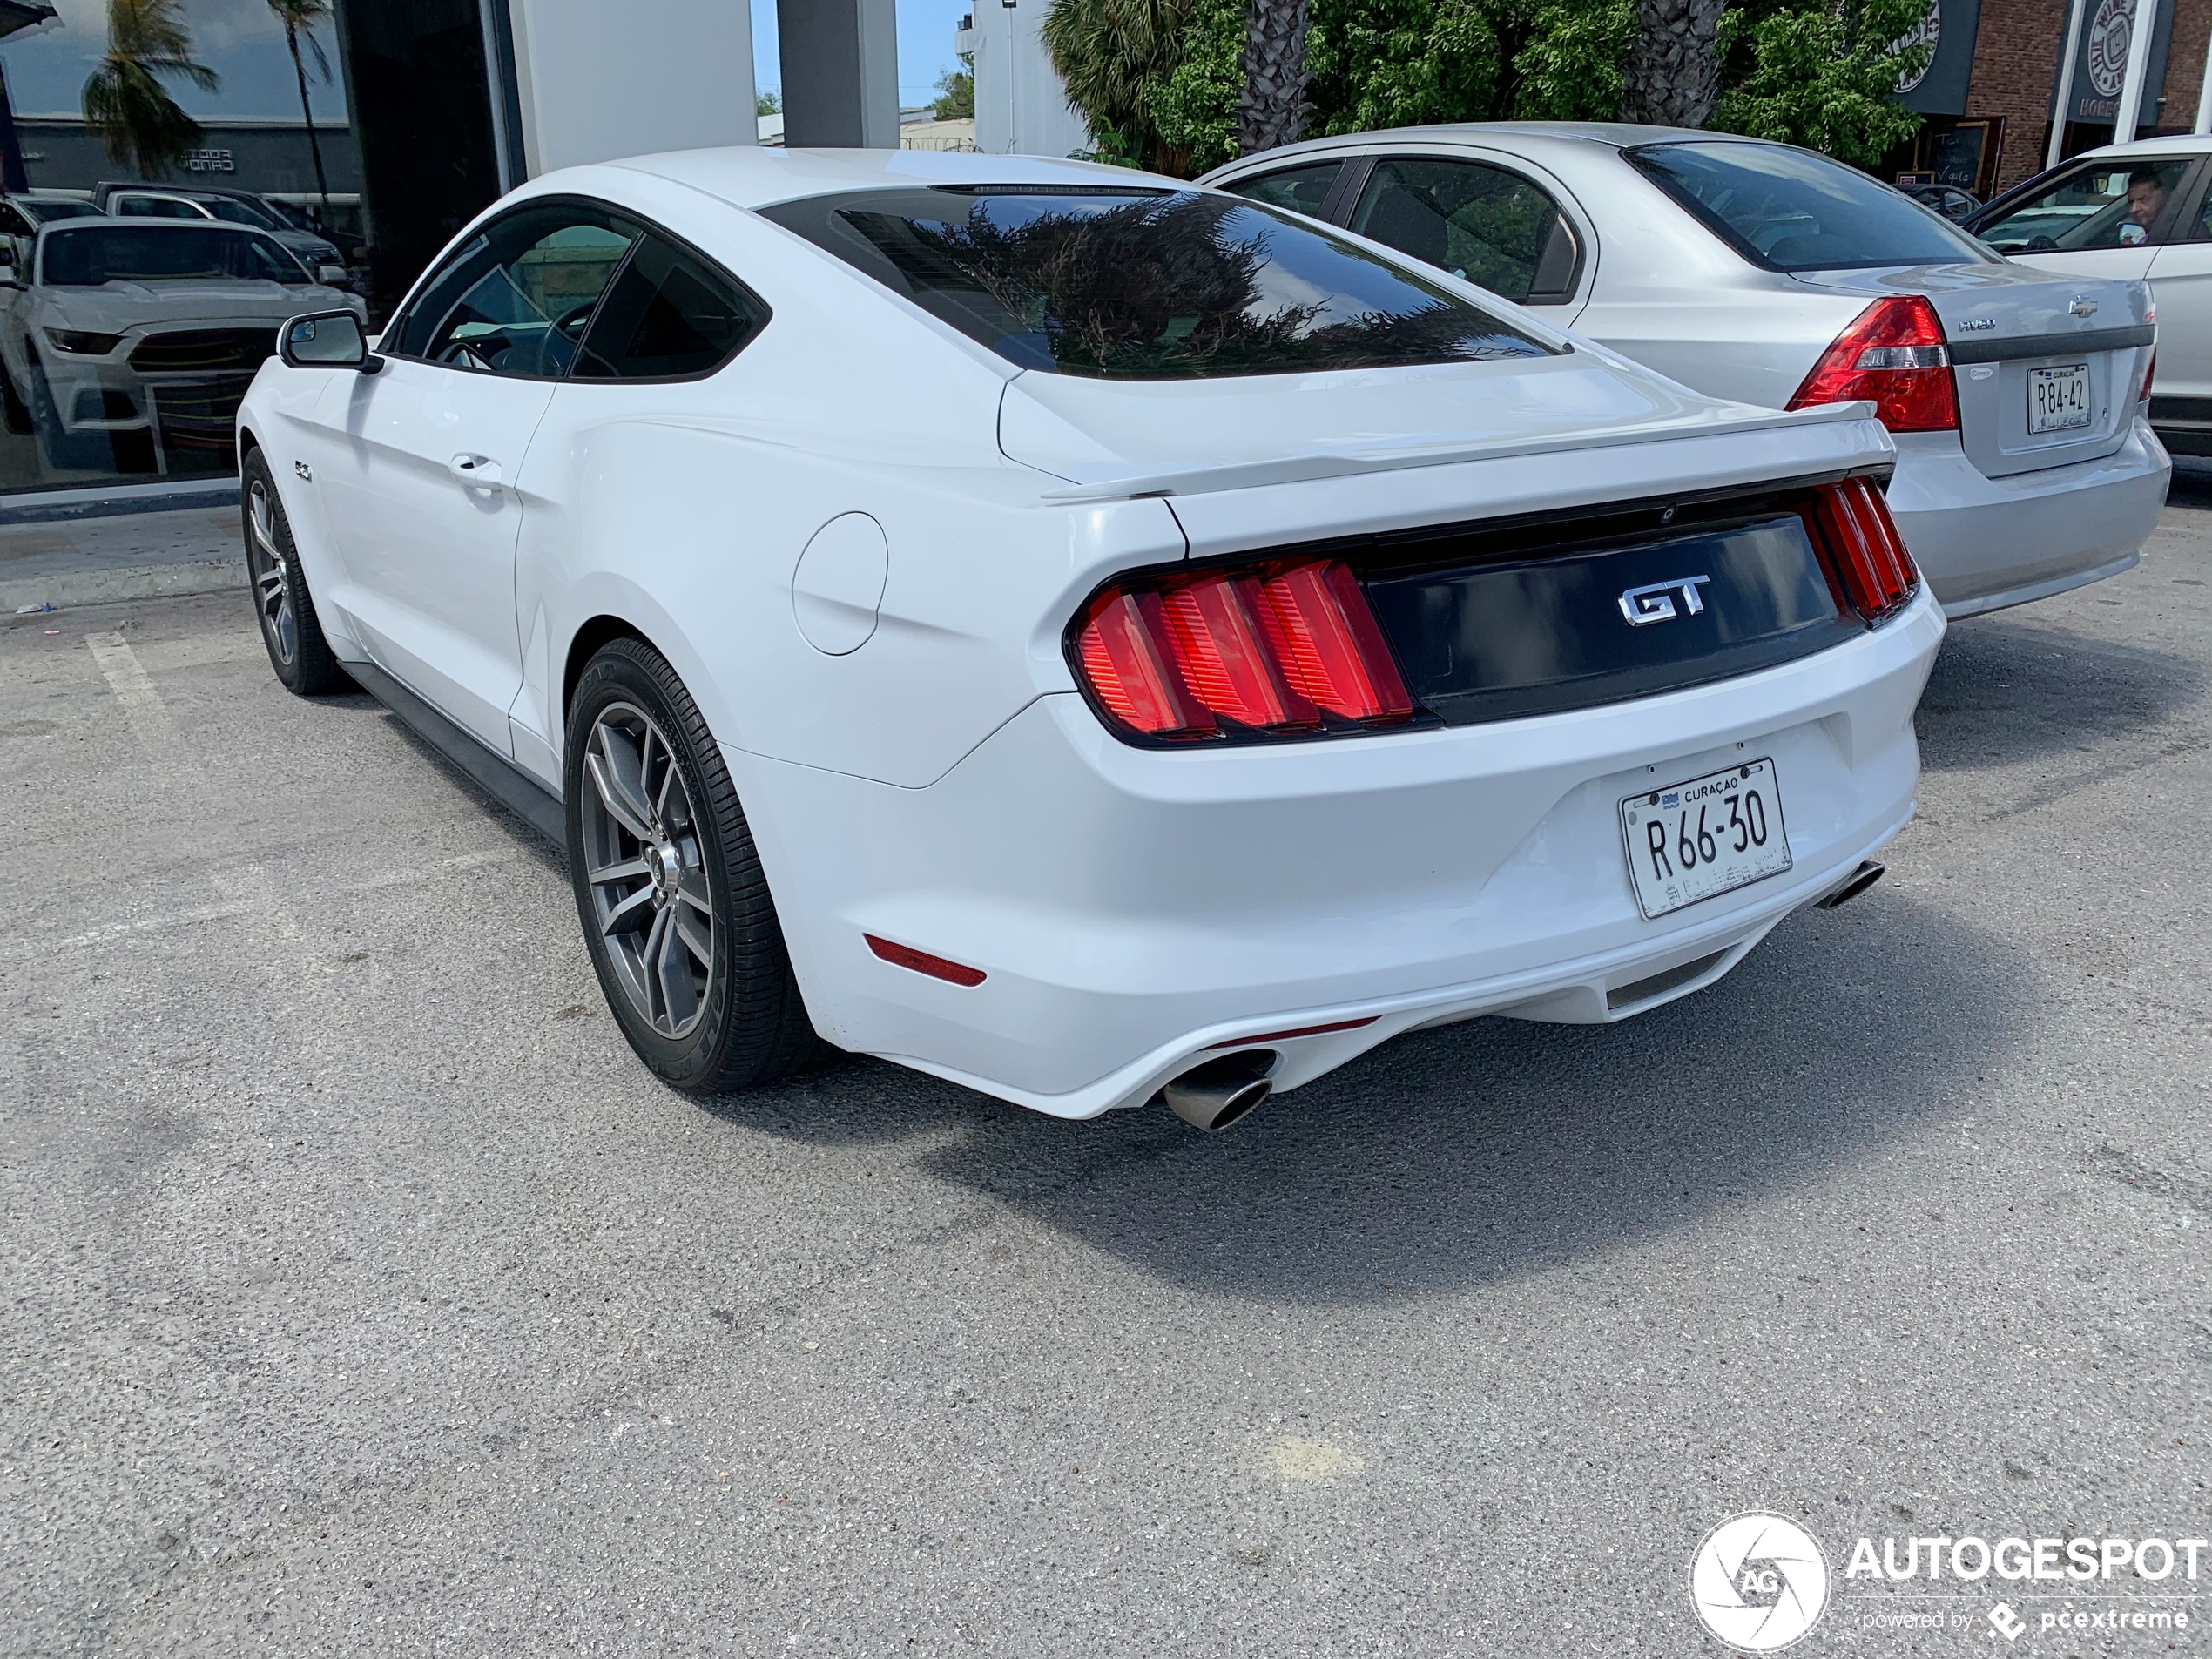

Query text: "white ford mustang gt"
[237, 149, 1944, 1130]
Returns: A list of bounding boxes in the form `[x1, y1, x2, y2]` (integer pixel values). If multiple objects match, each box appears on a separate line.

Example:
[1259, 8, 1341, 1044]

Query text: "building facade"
[1896, 0, 2212, 195]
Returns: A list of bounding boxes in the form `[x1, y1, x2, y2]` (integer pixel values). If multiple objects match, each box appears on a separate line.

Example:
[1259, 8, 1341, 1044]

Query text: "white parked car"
[1962, 134, 2212, 462]
[0, 219, 362, 473]
[237, 150, 1941, 1129]
[1203, 125, 2169, 618]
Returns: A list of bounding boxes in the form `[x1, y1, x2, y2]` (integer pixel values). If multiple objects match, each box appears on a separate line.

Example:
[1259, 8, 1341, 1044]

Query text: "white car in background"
[1964, 134, 2212, 462]
[237, 149, 1940, 1130]
[0, 218, 361, 472]
[1204, 125, 2169, 618]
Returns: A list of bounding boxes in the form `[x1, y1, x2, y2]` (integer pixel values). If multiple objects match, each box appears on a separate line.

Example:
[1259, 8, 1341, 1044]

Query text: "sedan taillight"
[1787, 296, 1958, 433]
[1072, 557, 1415, 743]
[1804, 477, 1919, 623]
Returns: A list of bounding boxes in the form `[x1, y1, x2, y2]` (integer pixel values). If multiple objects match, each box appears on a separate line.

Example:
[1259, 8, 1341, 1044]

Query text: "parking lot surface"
[3, 484, 2209, 1656]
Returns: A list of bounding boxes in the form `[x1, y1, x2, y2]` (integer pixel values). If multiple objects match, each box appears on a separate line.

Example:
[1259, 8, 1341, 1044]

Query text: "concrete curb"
[3, 556, 246, 614]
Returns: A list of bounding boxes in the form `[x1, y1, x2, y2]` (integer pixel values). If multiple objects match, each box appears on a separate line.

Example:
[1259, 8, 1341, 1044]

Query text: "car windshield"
[18, 199, 99, 224]
[41, 226, 311, 286]
[1969, 158, 2195, 252]
[760, 185, 1554, 380]
[1627, 141, 1993, 271]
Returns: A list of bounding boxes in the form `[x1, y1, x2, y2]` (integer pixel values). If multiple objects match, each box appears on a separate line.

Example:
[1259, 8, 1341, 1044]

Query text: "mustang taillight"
[1787, 296, 1959, 433]
[1804, 477, 1919, 623]
[1072, 557, 1415, 743]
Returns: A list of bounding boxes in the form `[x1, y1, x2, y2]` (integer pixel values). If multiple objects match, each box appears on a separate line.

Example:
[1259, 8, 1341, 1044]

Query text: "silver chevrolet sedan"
[1204, 124, 2171, 618]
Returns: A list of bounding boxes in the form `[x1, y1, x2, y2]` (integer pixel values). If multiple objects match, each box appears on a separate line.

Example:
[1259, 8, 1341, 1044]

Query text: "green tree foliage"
[757, 89, 781, 116]
[82, 0, 219, 180]
[1708, 0, 1928, 165]
[1050, 0, 1634, 179]
[932, 67, 975, 120]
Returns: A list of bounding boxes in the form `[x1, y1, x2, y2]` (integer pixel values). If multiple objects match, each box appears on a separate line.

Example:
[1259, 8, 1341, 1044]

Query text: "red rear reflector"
[1204, 1016, 1379, 1049]
[1805, 478, 1919, 623]
[865, 934, 987, 987]
[1071, 557, 1415, 744]
[1787, 296, 1959, 433]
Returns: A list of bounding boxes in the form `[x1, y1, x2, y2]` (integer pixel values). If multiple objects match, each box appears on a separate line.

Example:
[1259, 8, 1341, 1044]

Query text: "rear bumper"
[732, 589, 1946, 1119]
[1886, 420, 2168, 616]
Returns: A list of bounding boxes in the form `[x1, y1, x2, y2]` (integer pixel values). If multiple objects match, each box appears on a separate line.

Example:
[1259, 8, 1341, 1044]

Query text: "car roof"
[2068, 132, 2212, 160]
[609, 145, 1190, 210]
[1199, 119, 1767, 173]
[41, 216, 259, 233]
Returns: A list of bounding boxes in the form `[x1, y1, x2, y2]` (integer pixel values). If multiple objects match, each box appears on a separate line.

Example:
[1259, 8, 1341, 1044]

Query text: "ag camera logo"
[1690, 1513, 1831, 1651]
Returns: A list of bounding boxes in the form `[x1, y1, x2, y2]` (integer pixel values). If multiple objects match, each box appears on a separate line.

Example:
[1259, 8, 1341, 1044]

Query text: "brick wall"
[1966, 0, 2070, 191]
[1966, 0, 2212, 193]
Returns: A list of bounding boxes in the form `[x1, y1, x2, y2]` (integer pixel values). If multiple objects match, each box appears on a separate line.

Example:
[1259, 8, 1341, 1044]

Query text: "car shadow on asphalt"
[704, 891, 2033, 1306]
[1916, 615, 2205, 773]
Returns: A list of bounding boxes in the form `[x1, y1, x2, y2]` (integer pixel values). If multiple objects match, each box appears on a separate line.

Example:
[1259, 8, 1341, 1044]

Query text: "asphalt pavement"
[2, 482, 2209, 1657]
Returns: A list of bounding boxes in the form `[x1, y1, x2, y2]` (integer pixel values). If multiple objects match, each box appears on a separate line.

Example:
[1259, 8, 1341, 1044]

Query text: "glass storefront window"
[0, 0, 506, 494]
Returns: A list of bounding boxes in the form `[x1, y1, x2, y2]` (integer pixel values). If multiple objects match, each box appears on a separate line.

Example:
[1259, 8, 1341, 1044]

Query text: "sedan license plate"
[2027, 363, 2092, 435]
[1621, 759, 1791, 920]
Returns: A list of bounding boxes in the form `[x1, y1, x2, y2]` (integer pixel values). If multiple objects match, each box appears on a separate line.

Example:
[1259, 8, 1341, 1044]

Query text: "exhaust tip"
[1161, 1050, 1276, 1132]
[1816, 859, 1885, 910]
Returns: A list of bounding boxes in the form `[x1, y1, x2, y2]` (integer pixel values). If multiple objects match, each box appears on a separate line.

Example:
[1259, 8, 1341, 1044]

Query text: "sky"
[0, 0, 973, 121]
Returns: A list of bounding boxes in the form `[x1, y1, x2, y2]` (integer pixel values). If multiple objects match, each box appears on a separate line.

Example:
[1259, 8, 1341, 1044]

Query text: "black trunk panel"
[1362, 515, 1858, 725]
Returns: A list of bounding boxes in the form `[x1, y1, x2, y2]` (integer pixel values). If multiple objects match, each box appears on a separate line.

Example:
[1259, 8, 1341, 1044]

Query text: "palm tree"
[81, 0, 219, 180]
[1238, 0, 1309, 156]
[1042, 0, 1193, 170]
[266, 0, 334, 223]
[1620, 0, 1727, 127]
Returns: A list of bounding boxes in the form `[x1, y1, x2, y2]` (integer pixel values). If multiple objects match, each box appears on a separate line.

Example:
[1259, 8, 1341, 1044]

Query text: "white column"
[507, 0, 757, 177]
[2048, 0, 2093, 168]
[2113, 0, 2163, 142]
[2195, 23, 2212, 131]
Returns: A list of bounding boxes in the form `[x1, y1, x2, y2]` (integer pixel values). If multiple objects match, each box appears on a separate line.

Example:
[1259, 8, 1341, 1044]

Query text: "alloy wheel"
[580, 701, 716, 1039]
[246, 477, 296, 667]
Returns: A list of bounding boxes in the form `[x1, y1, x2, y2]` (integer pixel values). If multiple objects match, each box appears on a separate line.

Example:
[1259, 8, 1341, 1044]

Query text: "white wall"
[507, 0, 757, 177]
[964, 2, 1089, 158]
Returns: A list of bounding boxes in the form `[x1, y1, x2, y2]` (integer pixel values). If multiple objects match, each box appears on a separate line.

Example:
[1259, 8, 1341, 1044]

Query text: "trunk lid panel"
[1791, 262, 2152, 479]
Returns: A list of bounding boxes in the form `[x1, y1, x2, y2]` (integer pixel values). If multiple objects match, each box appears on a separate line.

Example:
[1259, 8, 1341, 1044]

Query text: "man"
[2120, 169, 2168, 245]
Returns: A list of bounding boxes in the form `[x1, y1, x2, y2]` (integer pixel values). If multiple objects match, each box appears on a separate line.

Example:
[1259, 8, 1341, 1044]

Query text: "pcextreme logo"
[1690, 1513, 1831, 1652]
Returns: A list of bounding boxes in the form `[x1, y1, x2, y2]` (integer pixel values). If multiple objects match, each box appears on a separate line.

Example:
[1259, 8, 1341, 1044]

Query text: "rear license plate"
[2027, 363, 2092, 434]
[1620, 759, 1792, 920]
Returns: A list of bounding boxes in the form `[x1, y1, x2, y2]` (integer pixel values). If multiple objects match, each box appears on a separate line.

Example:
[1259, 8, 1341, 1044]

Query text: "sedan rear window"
[1627, 142, 1993, 272]
[760, 185, 1552, 380]
[42, 226, 310, 286]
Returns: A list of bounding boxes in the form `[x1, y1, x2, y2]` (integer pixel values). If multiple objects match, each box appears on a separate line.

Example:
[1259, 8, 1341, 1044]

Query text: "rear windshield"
[41, 226, 310, 287]
[759, 185, 1554, 380]
[1627, 142, 1993, 272]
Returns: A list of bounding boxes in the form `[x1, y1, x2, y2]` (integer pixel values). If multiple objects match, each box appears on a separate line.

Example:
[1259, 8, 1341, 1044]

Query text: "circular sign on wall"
[2087, 0, 2135, 99]
[1894, 0, 1940, 94]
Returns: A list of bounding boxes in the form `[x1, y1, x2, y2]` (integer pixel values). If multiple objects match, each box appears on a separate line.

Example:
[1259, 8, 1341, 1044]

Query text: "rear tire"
[241, 449, 347, 696]
[564, 638, 823, 1093]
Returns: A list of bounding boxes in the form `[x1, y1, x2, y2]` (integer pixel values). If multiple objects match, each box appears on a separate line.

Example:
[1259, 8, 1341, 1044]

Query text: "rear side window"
[1629, 141, 1992, 272]
[1224, 161, 1343, 218]
[759, 185, 1553, 381]
[573, 235, 765, 380]
[1972, 157, 2195, 252]
[1347, 158, 1579, 304]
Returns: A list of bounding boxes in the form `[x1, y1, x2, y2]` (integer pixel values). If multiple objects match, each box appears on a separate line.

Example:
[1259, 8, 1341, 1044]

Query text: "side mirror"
[280, 309, 380, 374]
[0, 264, 23, 290]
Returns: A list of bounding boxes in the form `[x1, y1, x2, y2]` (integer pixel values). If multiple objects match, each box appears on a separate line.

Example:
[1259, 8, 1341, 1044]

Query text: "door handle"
[448, 453, 502, 488]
